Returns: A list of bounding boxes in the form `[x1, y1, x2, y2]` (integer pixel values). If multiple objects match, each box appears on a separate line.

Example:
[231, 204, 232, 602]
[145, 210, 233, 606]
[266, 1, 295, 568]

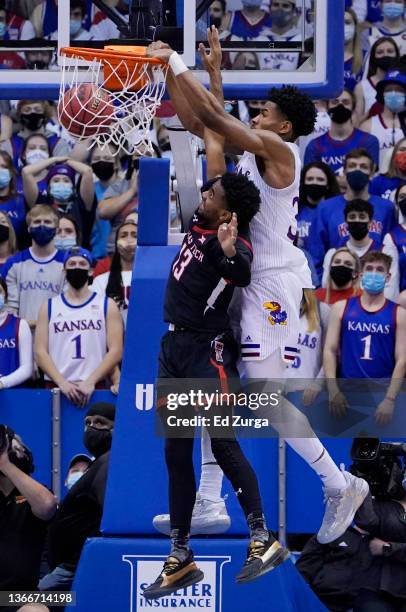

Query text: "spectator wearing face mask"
[2, 205, 65, 330]
[49, 0, 92, 41]
[0, 426, 56, 601]
[309, 148, 397, 281]
[0, 0, 35, 70]
[11, 101, 58, 168]
[0, 211, 16, 275]
[354, 36, 399, 120]
[30, 0, 93, 37]
[89, 143, 121, 261]
[344, 8, 365, 92]
[304, 90, 380, 179]
[209, 0, 226, 30]
[24, 38, 54, 71]
[316, 247, 362, 305]
[383, 182, 406, 298]
[34, 248, 123, 406]
[297, 162, 341, 252]
[23, 160, 96, 249]
[222, 0, 272, 41]
[0, 277, 33, 390]
[92, 221, 136, 328]
[367, 0, 406, 56]
[19, 134, 52, 202]
[360, 67, 406, 172]
[39, 402, 115, 593]
[0, 151, 25, 243]
[64, 454, 92, 492]
[54, 214, 80, 252]
[370, 136, 406, 199]
[324, 251, 406, 424]
[322, 199, 381, 286]
[260, 0, 302, 72]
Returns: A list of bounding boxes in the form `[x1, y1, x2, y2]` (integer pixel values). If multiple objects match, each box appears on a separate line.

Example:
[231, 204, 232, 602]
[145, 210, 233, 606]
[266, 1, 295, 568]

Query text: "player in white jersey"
[149, 27, 369, 544]
[35, 247, 123, 407]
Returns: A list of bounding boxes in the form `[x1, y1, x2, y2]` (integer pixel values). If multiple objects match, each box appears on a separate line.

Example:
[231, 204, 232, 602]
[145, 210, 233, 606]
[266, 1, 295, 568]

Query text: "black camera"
[350, 438, 406, 500]
[0, 424, 34, 475]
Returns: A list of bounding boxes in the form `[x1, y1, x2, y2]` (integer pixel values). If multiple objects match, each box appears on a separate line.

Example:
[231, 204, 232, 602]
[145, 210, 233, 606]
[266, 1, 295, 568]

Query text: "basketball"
[58, 83, 114, 138]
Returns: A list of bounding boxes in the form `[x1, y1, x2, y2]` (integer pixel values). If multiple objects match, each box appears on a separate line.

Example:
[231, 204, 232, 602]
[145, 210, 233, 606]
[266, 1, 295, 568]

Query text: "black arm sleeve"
[205, 236, 252, 287]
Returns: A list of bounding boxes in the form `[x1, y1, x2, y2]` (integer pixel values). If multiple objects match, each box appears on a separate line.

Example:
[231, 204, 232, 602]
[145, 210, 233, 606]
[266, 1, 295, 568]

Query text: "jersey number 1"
[360, 334, 373, 361]
[72, 334, 84, 360]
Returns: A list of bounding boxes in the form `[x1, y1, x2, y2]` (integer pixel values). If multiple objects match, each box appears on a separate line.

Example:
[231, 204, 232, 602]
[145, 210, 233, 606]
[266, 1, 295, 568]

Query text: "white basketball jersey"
[370, 114, 404, 169]
[236, 143, 312, 286]
[47, 292, 107, 381]
[361, 78, 377, 115]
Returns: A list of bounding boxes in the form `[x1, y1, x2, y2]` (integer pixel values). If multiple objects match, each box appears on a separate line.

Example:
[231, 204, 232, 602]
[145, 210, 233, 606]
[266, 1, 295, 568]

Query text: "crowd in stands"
[1, 1, 406, 610]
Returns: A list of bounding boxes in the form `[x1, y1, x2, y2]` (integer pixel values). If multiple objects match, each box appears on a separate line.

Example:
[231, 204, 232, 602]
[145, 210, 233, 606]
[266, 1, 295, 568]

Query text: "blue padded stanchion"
[72, 537, 327, 612]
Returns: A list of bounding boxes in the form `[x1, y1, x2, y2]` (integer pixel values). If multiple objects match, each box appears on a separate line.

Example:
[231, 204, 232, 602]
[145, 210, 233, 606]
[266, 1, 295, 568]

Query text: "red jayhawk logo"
[263, 301, 288, 326]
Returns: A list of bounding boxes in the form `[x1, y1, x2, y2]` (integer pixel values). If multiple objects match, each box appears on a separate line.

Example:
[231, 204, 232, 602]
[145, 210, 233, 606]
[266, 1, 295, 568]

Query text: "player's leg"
[144, 331, 203, 600]
[205, 330, 289, 582]
[240, 351, 369, 544]
[153, 426, 230, 535]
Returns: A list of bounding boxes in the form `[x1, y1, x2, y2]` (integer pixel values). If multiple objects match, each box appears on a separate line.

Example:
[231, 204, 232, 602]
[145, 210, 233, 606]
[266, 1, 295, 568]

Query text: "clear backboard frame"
[0, 0, 343, 100]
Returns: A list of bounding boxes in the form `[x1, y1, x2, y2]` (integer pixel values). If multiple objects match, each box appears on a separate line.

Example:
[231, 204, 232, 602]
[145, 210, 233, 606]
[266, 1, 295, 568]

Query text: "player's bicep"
[208, 113, 268, 157]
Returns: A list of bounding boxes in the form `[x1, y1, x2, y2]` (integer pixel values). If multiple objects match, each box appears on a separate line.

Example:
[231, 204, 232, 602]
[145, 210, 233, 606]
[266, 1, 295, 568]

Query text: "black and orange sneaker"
[236, 533, 290, 584]
[142, 551, 204, 600]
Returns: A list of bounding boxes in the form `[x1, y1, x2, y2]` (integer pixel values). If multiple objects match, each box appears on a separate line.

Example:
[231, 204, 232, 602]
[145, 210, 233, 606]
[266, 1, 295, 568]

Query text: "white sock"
[198, 427, 224, 502]
[285, 437, 347, 491]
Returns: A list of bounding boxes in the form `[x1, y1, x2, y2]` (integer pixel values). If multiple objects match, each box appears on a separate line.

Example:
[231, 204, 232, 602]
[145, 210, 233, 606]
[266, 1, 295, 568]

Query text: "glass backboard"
[0, 0, 343, 99]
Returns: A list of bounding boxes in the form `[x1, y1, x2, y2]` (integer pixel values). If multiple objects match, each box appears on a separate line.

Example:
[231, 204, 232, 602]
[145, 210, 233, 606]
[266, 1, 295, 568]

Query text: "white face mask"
[344, 23, 355, 42]
[25, 149, 49, 165]
[66, 471, 85, 489]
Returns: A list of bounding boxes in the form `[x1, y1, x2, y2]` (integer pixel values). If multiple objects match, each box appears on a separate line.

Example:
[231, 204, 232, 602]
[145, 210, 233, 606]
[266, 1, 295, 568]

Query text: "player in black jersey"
[143, 127, 290, 601]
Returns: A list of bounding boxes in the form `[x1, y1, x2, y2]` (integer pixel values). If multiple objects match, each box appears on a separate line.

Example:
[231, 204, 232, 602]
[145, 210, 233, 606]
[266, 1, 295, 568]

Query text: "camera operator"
[39, 402, 115, 593]
[0, 426, 56, 608]
[353, 475, 406, 612]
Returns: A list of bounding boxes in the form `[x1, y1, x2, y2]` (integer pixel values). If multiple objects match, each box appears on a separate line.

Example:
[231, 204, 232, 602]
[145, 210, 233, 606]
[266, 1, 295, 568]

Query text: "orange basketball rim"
[60, 45, 167, 92]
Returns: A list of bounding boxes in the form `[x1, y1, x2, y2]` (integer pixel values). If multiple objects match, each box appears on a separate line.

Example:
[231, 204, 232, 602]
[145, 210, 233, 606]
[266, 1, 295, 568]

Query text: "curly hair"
[220, 173, 260, 228]
[268, 85, 316, 139]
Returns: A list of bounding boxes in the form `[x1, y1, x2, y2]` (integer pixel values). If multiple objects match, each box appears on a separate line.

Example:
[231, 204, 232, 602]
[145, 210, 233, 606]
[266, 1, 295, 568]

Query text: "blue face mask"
[0, 168, 11, 189]
[382, 2, 404, 19]
[50, 183, 73, 202]
[346, 169, 370, 192]
[361, 271, 387, 294]
[54, 236, 77, 251]
[384, 91, 406, 113]
[70, 19, 82, 37]
[29, 225, 56, 247]
[242, 0, 263, 7]
[0, 294, 5, 310]
[0, 23, 6, 38]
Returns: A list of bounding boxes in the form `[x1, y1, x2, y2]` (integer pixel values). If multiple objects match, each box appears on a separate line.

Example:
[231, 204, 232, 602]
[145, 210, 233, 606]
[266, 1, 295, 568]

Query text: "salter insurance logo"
[123, 555, 231, 611]
[135, 384, 154, 411]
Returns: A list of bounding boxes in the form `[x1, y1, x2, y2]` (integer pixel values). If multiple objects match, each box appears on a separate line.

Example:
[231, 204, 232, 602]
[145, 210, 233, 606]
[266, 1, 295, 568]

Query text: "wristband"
[169, 52, 188, 77]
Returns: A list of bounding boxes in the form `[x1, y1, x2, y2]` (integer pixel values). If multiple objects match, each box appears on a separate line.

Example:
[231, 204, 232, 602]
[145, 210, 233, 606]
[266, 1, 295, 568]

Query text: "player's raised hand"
[218, 212, 238, 257]
[198, 26, 223, 73]
[146, 41, 174, 63]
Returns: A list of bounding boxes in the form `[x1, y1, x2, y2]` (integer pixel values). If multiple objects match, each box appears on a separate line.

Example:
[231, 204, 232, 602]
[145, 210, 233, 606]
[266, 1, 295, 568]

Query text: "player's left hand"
[218, 212, 238, 257]
[75, 380, 95, 407]
[375, 397, 395, 426]
[146, 41, 174, 63]
[198, 26, 223, 73]
[369, 537, 388, 556]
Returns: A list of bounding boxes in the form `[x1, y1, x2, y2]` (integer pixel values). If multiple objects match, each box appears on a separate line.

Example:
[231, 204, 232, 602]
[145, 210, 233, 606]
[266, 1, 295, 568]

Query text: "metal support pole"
[278, 439, 287, 546]
[51, 388, 62, 502]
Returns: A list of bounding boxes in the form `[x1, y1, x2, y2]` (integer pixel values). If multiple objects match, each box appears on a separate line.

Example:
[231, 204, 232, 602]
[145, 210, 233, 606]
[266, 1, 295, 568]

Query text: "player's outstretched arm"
[148, 34, 290, 164]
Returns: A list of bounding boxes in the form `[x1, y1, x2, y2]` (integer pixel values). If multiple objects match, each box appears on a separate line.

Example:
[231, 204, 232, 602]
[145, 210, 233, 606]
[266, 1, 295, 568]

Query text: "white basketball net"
[59, 52, 168, 156]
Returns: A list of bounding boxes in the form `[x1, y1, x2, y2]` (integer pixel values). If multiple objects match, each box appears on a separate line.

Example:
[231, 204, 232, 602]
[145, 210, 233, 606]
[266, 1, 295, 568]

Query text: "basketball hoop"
[58, 46, 168, 156]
